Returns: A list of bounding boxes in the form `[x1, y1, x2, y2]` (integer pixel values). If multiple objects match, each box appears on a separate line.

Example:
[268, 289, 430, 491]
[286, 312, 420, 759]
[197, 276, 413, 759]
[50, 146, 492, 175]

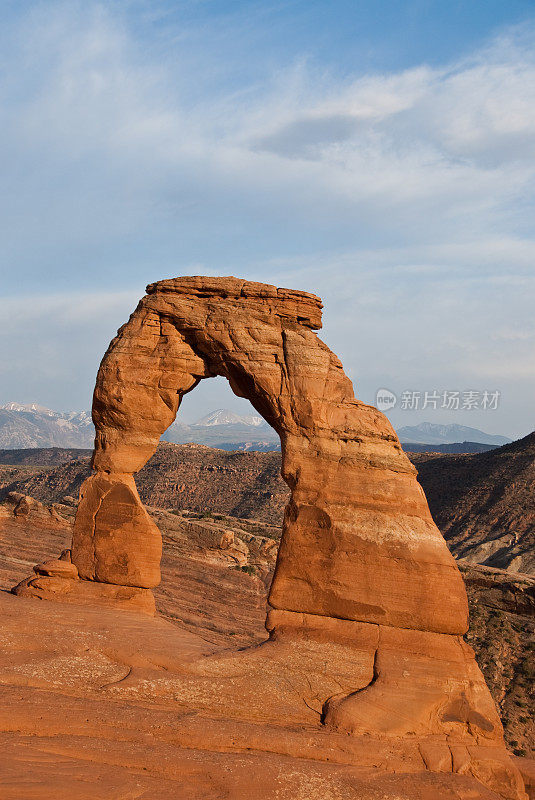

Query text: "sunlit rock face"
[13, 276, 526, 800]
[73, 276, 467, 634]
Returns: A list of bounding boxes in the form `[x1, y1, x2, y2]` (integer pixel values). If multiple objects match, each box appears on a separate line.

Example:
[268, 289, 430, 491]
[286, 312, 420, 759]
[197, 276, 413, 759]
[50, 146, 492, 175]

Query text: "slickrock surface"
[1, 591, 526, 800]
[1, 496, 533, 797]
[8, 277, 529, 798]
[1, 498, 275, 648]
[0, 494, 72, 590]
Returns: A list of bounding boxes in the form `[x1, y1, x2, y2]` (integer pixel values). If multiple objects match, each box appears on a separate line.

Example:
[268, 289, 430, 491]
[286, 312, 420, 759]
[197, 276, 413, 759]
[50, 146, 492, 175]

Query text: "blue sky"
[1, 0, 534, 436]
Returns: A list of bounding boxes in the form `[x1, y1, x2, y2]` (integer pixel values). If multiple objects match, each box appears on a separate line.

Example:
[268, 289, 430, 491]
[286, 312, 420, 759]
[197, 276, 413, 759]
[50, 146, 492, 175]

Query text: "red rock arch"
[16, 277, 528, 798]
[71, 276, 467, 635]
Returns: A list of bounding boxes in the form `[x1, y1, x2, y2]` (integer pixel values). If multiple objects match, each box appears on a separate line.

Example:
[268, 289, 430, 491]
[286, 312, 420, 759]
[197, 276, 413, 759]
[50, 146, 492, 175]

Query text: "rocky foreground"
[0, 491, 533, 799]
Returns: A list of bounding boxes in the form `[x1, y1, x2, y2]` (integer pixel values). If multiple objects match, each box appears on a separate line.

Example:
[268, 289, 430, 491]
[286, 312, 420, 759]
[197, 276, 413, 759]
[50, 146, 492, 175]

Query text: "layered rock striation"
[12, 276, 527, 799]
[75, 276, 468, 633]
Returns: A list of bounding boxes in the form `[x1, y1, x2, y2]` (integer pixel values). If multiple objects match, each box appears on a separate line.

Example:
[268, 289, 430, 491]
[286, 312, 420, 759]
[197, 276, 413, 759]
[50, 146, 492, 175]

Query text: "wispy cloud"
[0, 4, 533, 435]
[3, 8, 534, 248]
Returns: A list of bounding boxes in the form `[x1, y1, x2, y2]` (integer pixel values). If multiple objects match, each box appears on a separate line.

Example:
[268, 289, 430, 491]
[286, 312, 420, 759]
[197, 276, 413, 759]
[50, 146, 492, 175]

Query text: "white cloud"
[0, 4, 533, 436]
[3, 8, 535, 237]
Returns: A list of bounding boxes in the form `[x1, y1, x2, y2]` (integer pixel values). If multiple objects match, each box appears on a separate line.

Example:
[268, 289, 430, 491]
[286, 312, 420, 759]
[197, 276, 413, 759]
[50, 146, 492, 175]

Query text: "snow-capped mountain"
[163, 408, 278, 447]
[396, 422, 511, 446]
[0, 403, 279, 450]
[1, 402, 56, 415]
[0, 403, 94, 449]
[63, 410, 93, 427]
[0, 403, 513, 453]
[192, 409, 264, 427]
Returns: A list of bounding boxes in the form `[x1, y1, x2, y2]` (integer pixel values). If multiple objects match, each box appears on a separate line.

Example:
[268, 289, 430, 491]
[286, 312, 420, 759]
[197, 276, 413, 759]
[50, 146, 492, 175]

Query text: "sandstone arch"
[13, 277, 526, 798]
[73, 276, 467, 634]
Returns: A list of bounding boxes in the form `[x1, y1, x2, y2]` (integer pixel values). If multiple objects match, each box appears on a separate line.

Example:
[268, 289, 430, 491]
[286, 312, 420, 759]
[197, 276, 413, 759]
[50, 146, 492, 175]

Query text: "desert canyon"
[1, 277, 532, 799]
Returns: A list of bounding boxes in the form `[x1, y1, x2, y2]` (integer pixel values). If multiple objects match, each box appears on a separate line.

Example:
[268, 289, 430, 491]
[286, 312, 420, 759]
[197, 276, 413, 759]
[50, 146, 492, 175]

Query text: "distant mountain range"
[162, 408, 279, 448]
[0, 404, 279, 451]
[396, 422, 511, 447]
[193, 409, 264, 427]
[0, 403, 512, 452]
[0, 403, 94, 449]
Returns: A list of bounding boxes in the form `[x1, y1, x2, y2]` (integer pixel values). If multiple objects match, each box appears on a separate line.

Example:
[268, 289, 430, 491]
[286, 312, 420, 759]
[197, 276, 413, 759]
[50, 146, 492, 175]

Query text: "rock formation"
[12, 276, 527, 799]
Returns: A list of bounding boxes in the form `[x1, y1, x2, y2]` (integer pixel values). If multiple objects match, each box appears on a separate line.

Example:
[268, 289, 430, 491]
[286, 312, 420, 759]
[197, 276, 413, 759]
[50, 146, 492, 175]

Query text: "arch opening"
[146, 373, 286, 641]
[143, 374, 285, 531]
